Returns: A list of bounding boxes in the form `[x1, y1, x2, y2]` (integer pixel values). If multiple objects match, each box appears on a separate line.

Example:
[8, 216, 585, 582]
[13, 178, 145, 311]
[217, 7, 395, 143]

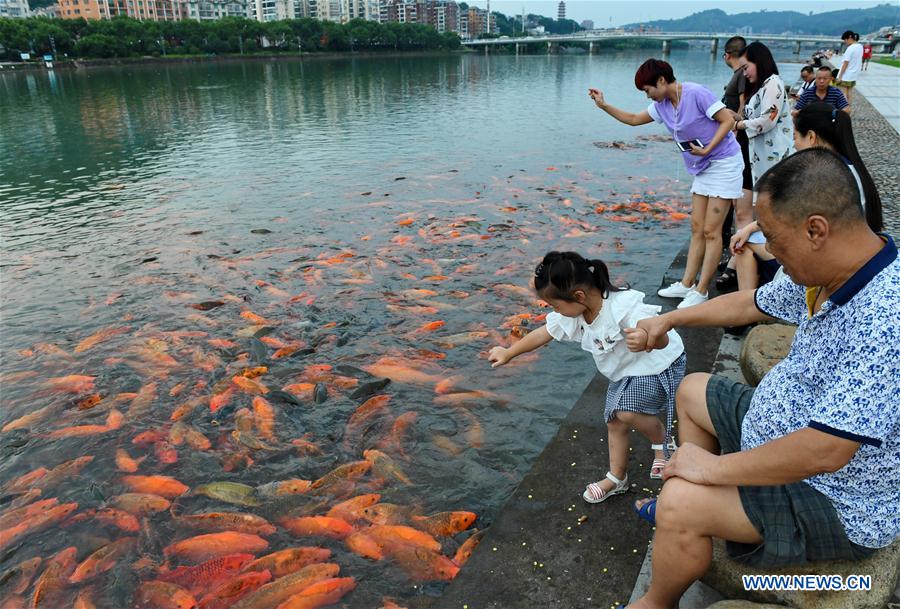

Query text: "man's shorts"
[837, 80, 857, 88]
[705, 375, 876, 567]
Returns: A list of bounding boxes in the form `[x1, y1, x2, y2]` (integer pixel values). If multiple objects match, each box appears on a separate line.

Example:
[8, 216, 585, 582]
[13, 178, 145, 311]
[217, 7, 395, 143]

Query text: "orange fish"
[397, 217, 414, 226]
[134, 581, 198, 609]
[410, 511, 477, 537]
[74, 326, 130, 353]
[668, 211, 690, 221]
[326, 494, 381, 524]
[280, 516, 353, 540]
[364, 449, 411, 485]
[423, 275, 449, 281]
[0, 498, 58, 530]
[121, 475, 189, 498]
[197, 570, 272, 609]
[1, 404, 60, 433]
[171, 396, 206, 421]
[0, 503, 78, 549]
[272, 343, 306, 359]
[133, 429, 167, 445]
[76, 393, 103, 410]
[173, 512, 276, 536]
[233, 376, 269, 395]
[241, 547, 332, 578]
[413, 320, 445, 334]
[252, 397, 276, 440]
[163, 532, 269, 563]
[45, 408, 122, 439]
[360, 503, 414, 526]
[157, 553, 255, 594]
[46, 375, 95, 393]
[276, 577, 356, 609]
[208, 338, 238, 349]
[308, 461, 371, 495]
[209, 388, 234, 413]
[2, 557, 42, 595]
[377, 411, 418, 456]
[383, 544, 459, 582]
[240, 311, 275, 326]
[64, 507, 140, 533]
[30, 546, 77, 608]
[344, 531, 383, 560]
[154, 441, 179, 465]
[452, 529, 486, 567]
[229, 563, 340, 609]
[377, 598, 408, 609]
[73, 588, 98, 609]
[256, 479, 312, 497]
[70, 537, 137, 583]
[362, 363, 442, 387]
[364, 525, 441, 553]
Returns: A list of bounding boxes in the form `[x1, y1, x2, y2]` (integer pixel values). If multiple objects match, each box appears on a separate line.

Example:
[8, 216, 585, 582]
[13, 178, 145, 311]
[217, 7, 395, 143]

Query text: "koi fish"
[108, 493, 171, 515]
[275, 577, 356, 609]
[229, 563, 340, 609]
[120, 475, 189, 498]
[70, 537, 137, 583]
[241, 547, 332, 578]
[134, 581, 198, 609]
[326, 494, 381, 524]
[308, 461, 371, 495]
[251, 396, 276, 440]
[280, 516, 354, 540]
[1, 557, 42, 596]
[64, 507, 140, 532]
[46, 375, 95, 393]
[363, 449, 411, 485]
[163, 532, 269, 563]
[74, 326, 130, 353]
[157, 554, 255, 594]
[30, 546, 77, 608]
[173, 512, 276, 536]
[410, 511, 477, 537]
[452, 529, 486, 566]
[197, 570, 272, 609]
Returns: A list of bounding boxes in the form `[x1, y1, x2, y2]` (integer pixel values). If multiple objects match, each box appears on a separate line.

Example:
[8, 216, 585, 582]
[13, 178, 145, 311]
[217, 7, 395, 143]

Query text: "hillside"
[622, 4, 898, 36]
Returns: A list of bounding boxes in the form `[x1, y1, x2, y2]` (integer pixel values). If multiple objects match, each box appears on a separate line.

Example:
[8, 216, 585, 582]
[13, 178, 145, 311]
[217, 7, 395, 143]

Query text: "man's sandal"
[633, 498, 657, 526]
[582, 472, 629, 504]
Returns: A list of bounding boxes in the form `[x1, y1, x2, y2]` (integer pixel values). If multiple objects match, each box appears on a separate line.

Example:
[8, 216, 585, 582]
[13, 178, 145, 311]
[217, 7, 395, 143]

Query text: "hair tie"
[534, 263, 545, 278]
[588, 266, 595, 273]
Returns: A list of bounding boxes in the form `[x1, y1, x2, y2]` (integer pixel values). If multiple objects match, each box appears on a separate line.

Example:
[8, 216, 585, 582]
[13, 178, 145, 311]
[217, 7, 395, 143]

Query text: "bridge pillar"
[515, 43, 521, 55]
[662, 40, 671, 55]
[484, 45, 490, 56]
[793, 40, 801, 54]
[589, 41, 599, 55]
[710, 38, 718, 55]
[547, 41, 559, 54]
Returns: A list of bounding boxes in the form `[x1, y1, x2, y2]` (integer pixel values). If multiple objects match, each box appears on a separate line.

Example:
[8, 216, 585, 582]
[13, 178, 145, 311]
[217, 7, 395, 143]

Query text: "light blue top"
[748, 236, 900, 548]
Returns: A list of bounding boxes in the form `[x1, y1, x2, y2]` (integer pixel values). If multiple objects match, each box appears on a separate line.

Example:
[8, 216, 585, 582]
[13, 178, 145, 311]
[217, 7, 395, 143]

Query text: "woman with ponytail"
[489, 251, 686, 505]
[726, 102, 883, 308]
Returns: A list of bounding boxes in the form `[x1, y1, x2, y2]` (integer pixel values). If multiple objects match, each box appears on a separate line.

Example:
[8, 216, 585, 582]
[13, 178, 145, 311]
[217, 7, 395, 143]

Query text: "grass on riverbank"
[874, 57, 900, 68]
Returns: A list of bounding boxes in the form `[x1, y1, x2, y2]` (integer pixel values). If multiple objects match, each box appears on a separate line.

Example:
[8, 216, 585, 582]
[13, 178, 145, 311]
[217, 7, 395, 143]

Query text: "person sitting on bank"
[792, 66, 849, 116]
[725, 101, 884, 305]
[623, 148, 899, 609]
[791, 65, 815, 99]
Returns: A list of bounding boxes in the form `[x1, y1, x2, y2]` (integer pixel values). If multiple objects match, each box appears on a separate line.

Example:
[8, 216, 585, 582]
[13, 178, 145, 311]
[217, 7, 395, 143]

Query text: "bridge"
[462, 31, 896, 55]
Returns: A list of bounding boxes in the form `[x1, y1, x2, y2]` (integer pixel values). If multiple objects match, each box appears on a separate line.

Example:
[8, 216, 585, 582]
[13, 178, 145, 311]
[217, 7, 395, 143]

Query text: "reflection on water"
[0, 51, 729, 607]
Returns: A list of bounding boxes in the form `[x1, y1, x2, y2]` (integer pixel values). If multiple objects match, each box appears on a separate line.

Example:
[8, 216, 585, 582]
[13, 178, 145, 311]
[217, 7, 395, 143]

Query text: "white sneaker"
[677, 289, 709, 309]
[657, 281, 693, 298]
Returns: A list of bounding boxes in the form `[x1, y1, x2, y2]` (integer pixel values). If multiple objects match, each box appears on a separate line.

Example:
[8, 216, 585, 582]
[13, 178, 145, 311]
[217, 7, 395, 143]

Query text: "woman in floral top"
[734, 42, 795, 185]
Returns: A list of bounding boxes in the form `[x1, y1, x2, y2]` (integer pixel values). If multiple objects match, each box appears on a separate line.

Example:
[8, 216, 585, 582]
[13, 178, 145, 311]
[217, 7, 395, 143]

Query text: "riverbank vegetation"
[0, 16, 461, 60]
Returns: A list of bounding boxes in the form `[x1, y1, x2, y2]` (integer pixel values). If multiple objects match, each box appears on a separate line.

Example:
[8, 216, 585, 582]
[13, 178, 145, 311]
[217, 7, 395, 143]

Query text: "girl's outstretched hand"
[488, 346, 511, 368]
[622, 327, 649, 352]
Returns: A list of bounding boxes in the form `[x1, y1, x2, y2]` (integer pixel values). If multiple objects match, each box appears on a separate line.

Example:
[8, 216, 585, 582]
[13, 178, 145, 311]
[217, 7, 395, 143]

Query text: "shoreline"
[0, 49, 473, 71]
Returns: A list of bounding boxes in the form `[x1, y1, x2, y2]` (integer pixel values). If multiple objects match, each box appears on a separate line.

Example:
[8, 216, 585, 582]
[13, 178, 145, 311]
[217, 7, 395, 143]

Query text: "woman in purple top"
[590, 59, 744, 309]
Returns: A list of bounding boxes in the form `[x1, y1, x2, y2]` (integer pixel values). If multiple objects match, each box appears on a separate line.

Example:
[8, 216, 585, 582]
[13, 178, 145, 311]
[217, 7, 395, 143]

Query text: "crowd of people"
[488, 34, 897, 609]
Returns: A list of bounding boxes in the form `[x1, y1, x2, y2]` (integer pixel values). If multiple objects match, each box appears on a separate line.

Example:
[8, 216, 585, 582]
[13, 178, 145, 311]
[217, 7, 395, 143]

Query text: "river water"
[1, 50, 734, 608]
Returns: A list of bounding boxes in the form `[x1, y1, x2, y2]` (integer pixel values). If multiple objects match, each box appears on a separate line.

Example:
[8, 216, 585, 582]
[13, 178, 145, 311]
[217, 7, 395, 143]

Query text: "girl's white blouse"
[545, 290, 685, 382]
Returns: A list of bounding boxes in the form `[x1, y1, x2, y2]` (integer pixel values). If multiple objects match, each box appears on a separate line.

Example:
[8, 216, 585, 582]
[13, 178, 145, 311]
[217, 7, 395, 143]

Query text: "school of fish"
[2, 162, 691, 608]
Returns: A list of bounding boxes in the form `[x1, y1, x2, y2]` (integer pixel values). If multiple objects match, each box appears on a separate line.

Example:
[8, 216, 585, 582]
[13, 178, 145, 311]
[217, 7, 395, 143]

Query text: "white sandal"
[650, 440, 678, 480]
[582, 472, 629, 504]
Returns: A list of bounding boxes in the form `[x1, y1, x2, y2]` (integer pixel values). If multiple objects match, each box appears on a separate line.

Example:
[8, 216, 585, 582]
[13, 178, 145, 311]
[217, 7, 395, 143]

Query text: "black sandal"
[715, 268, 738, 291]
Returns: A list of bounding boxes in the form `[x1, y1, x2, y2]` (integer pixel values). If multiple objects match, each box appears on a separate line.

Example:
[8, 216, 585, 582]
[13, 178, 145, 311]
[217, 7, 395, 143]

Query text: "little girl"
[488, 251, 686, 504]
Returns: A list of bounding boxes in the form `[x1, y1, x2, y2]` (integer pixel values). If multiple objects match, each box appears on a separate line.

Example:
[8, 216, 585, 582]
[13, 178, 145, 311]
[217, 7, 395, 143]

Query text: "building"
[0, 0, 31, 17]
[556, 0, 564, 21]
[580, 19, 593, 30]
[56, 0, 180, 20]
[181, 0, 246, 20]
[463, 5, 494, 38]
[247, 0, 295, 20]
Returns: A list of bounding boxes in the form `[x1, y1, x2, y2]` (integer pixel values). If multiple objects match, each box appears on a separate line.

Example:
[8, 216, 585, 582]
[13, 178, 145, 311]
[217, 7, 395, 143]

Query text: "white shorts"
[690, 154, 745, 200]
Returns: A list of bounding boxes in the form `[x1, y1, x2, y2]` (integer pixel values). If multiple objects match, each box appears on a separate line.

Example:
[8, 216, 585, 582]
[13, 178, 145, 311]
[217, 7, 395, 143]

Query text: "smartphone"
[676, 139, 703, 152]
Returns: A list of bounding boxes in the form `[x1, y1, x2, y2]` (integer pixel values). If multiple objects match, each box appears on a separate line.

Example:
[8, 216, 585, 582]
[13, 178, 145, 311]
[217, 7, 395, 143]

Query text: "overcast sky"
[465, 1, 894, 26]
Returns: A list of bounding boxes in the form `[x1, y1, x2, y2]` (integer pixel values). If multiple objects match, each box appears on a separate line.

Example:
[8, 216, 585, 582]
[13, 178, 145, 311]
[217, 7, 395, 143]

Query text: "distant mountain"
[622, 4, 899, 36]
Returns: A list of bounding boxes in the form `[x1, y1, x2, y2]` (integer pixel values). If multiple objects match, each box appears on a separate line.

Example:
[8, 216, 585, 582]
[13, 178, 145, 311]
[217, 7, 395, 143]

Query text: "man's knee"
[656, 478, 700, 531]
[676, 373, 710, 418]
[614, 411, 638, 425]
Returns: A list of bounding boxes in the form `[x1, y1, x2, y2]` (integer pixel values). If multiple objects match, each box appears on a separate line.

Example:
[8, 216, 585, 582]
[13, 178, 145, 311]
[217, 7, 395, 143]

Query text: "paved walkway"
[854, 61, 900, 135]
